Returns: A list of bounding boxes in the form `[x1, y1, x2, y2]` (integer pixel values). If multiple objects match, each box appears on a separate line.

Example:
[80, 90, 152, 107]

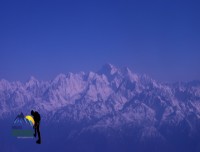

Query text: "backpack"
[34, 111, 41, 122]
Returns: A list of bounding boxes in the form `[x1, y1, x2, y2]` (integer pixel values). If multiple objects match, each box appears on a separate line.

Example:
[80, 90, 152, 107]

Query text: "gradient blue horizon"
[0, 0, 200, 82]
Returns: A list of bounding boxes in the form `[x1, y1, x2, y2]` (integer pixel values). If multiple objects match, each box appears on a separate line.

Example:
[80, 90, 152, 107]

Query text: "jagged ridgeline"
[0, 64, 200, 151]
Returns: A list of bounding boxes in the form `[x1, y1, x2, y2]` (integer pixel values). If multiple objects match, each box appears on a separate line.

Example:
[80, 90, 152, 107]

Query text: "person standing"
[31, 110, 41, 144]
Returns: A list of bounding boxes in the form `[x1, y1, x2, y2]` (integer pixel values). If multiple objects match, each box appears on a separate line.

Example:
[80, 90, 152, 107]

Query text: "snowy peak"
[98, 63, 118, 76]
[52, 73, 67, 86]
[0, 79, 10, 90]
[120, 66, 139, 82]
[98, 64, 139, 83]
[26, 76, 40, 87]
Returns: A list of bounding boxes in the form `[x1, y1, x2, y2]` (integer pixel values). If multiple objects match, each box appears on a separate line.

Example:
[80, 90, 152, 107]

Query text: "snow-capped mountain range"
[1, 64, 200, 141]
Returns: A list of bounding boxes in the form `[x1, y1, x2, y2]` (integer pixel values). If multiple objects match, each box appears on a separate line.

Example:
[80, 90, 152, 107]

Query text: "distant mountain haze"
[0, 64, 200, 152]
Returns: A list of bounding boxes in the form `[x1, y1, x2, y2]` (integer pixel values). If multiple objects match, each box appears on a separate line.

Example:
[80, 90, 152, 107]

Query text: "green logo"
[12, 112, 34, 138]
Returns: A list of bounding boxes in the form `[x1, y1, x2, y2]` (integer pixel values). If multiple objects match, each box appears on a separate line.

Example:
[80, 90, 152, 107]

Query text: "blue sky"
[0, 0, 200, 82]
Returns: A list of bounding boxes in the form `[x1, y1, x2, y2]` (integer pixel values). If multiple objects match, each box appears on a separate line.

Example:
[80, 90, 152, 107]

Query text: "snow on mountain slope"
[0, 64, 200, 140]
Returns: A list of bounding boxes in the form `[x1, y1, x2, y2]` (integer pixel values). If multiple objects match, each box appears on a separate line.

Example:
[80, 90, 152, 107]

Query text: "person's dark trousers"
[34, 122, 41, 143]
